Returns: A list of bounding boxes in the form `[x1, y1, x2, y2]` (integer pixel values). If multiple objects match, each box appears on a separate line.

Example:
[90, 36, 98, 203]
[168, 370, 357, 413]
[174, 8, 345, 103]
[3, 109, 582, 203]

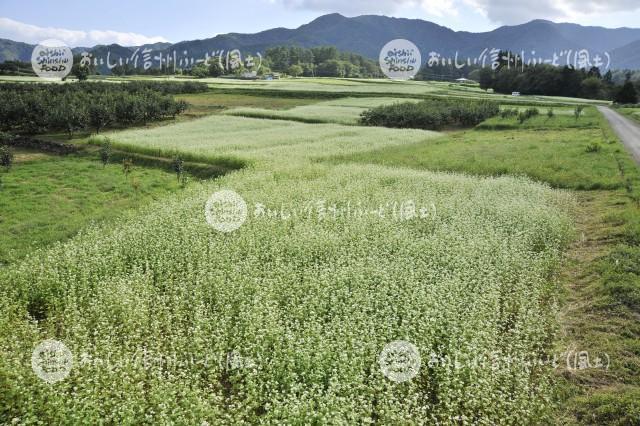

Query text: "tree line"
[186, 45, 383, 78]
[474, 52, 639, 103]
[263, 46, 382, 78]
[0, 81, 205, 136]
[0, 60, 35, 76]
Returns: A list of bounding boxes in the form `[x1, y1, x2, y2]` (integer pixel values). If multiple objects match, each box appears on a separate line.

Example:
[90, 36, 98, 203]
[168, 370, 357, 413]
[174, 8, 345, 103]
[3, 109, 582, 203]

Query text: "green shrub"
[500, 108, 519, 119]
[171, 154, 184, 180]
[122, 158, 133, 177]
[0, 131, 16, 144]
[99, 139, 112, 167]
[585, 142, 602, 153]
[360, 99, 499, 130]
[547, 108, 554, 120]
[518, 108, 539, 124]
[0, 145, 14, 170]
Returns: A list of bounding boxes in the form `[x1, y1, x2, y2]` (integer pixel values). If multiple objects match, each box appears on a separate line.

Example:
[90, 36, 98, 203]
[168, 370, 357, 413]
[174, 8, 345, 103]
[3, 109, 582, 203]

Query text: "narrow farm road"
[597, 106, 640, 165]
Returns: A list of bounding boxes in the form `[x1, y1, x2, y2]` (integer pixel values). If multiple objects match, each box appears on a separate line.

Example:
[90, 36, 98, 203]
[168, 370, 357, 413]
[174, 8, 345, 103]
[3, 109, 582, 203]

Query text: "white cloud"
[463, 0, 640, 24]
[0, 17, 169, 47]
[276, 0, 640, 23]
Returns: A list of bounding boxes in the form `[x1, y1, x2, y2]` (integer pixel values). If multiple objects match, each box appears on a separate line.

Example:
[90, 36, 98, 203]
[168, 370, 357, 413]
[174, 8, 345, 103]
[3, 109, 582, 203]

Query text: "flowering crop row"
[0, 115, 575, 424]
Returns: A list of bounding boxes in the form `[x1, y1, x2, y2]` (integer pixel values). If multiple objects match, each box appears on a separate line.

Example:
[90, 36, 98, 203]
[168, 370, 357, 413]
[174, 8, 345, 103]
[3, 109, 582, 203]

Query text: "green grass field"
[0, 150, 184, 265]
[0, 77, 636, 425]
[334, 128, 631, 190]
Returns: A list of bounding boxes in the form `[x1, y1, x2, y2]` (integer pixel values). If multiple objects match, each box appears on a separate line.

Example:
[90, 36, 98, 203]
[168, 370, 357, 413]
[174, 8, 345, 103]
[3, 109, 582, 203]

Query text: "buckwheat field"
[1, 113, 576, 423]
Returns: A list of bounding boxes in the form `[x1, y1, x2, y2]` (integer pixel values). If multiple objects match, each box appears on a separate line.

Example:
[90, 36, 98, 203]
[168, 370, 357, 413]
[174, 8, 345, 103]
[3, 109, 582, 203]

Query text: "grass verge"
[555, 189, 640, 425]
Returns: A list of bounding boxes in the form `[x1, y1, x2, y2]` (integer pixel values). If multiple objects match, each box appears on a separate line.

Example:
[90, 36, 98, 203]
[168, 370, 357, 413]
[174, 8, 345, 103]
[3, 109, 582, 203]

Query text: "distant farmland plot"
[199, 77, 607, 105]
[223, 97, 422, 124]
[92, 114, 439, 163]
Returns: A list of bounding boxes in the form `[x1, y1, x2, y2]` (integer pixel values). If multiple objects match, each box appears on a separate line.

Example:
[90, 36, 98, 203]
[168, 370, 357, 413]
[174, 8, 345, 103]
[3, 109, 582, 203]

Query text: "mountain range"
[3, 13, 640, 72]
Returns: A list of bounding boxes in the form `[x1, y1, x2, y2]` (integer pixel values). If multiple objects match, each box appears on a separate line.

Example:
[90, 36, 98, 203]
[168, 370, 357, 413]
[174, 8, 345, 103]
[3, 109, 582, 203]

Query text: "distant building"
[512, 91, 521, 96]
[455, 77, 475, 84]
[241, 71, 258, 79]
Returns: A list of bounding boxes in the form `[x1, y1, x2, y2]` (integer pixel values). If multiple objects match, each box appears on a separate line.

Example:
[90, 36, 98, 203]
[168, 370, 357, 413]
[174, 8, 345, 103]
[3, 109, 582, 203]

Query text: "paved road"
[597, 106, 640, 165]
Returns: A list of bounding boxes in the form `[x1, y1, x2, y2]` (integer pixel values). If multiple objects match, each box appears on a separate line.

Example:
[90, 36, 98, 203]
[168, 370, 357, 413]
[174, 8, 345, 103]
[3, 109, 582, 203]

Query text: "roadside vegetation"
[477, 106, 597, 130]
[615, 105, 640, 124]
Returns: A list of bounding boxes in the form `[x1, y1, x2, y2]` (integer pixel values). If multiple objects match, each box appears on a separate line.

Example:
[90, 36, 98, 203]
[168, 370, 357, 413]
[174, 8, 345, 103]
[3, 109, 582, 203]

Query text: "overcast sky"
[2, 0, 640, 47]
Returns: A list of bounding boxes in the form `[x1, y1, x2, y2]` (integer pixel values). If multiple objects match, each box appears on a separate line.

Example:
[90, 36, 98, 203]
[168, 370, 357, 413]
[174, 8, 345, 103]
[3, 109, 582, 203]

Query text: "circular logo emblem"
[379, 39, 421, 80]
[378, 340, 421, 383]
[31, 339, 73, 384]
[205, 190, 248, 233]
[31, 39, 73, 80]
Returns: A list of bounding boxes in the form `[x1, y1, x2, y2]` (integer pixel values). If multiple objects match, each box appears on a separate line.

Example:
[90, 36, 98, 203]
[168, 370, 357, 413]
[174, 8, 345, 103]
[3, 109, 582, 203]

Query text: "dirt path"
[597, 106, 640, 165]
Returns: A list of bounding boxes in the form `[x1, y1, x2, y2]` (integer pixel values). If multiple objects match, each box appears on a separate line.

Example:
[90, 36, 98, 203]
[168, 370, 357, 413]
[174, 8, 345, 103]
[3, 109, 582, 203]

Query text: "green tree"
[316, 60, 345, 77]
[603, 70, 613, 84]
[342, 62, 359, 78]
[56, 94, 88, 138]
[88, 100, 114, 133]
[71, 55, 94, 81]
[190, 64, 209, 78]
[310, 46, 338, 64]
[580, 77, 605, 100]
[287, 64, 303, 77]
[208, 60, 224, 77]
[615, 81, 638, 104]
[478, 68, 493, 91]
[0, 145, 14, 170]
[99, 139, 112, 167]
[265, 46, 291, 70]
